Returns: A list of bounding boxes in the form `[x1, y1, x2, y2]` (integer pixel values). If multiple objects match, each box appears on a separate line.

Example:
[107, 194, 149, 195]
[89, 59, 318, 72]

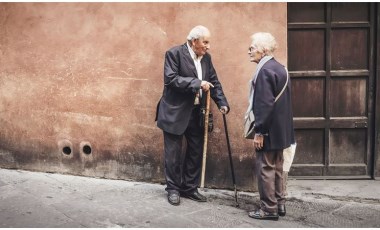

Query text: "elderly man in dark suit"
[156, 25, 230, 206]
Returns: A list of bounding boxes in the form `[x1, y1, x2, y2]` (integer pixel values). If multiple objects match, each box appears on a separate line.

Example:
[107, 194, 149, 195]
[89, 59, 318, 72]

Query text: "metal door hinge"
[354, 121, 367, 128]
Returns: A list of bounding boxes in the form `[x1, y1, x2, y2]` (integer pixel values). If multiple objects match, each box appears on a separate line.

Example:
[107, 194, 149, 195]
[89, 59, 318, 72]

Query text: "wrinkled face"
[248, 44, 263, 63]
[191, 35, 210, 56]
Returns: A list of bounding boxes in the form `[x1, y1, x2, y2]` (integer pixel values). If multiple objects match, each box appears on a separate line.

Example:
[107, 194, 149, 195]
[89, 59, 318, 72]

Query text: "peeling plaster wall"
[0, 3, 287, 191]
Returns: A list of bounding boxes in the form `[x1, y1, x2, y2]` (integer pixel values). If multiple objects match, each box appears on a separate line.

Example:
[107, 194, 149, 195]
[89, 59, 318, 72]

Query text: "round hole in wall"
[58, 139, 73, 157]
[83, 145, 92, 155]
[62, 146, 72, 155]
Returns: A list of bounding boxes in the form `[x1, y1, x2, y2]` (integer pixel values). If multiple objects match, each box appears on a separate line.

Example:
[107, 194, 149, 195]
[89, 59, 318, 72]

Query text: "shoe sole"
[249, 215, 279, 221]
[183, 195, 207, 202]
[168, 195, 180, 206]
[248, 213, 279, 221]
[168, 200, 180, 206]
[279, 212, 286, 217]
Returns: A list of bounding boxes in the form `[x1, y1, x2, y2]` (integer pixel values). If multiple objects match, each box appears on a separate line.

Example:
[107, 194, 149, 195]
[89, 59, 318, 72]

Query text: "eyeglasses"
[248, 46, 257, 53]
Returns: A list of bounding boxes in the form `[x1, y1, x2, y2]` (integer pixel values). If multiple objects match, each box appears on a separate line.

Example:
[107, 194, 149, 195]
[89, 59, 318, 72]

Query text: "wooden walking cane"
[200, 90, 211, 188]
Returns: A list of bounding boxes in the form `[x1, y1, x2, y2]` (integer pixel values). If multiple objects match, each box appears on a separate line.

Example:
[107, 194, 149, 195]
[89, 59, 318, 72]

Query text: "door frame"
[374, 3, 380, 179]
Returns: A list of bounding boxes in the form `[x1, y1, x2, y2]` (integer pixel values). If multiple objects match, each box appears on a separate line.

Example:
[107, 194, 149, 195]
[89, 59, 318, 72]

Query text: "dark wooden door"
[287, 3, 375, 178]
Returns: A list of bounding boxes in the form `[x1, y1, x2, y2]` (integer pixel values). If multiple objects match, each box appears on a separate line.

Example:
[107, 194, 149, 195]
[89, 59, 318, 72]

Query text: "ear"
[191, 39, 196, 46]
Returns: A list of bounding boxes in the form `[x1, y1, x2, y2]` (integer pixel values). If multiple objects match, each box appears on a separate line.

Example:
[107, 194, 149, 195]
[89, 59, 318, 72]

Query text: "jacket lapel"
[201, 59, 206, 80]
[182, 44, 198, 78]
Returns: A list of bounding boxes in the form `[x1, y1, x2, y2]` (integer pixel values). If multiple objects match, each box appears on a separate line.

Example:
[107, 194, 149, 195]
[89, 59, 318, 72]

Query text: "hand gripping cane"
[222, 114, 239, 207]
[200, 90, 210, 188]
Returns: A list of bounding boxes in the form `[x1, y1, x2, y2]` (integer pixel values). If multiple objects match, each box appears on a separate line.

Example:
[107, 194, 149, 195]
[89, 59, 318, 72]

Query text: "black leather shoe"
[183, 190, 207, 202]
[248, 209, 279, 221]
[278, 204, 286, 216]
[167, 192, 180, 206]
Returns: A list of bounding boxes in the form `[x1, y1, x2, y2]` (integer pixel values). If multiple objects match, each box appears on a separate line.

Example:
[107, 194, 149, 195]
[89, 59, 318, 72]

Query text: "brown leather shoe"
[167, 191, 180, 206]
[248, 209, 279, 221]
[278, 204, 286, 216]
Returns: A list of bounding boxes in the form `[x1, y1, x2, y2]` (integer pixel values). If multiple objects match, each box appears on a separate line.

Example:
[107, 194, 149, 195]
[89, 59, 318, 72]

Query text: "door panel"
[288, 30, 325, 71]
[331, 28, 369, 70]
[288, 3, 325, 23]
[331, 3, 369, 22]
[330, 78, 367, 116]
[292, 129, 325, 176]
[288, 2, 374, 178]
[293, 129, 325, 164]
[330, 129, 367, 164]
[292, 78, 325, 117]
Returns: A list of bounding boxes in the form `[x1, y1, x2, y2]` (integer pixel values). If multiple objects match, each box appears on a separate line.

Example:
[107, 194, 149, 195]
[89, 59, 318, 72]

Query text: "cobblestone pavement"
[0, 168, 379, 228]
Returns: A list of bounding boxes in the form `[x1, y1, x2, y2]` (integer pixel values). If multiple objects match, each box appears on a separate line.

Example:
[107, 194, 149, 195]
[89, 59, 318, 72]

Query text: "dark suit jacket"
[253, 58, 295, 152]
[156, 43, 229, 135]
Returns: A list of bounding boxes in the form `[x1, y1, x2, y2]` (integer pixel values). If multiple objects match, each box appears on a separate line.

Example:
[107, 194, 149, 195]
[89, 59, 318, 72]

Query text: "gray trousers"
[256, 150, 285, 213]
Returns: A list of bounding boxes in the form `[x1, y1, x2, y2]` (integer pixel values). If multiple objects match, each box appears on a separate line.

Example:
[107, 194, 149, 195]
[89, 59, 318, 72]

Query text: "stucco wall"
[0, 3, 287, 191]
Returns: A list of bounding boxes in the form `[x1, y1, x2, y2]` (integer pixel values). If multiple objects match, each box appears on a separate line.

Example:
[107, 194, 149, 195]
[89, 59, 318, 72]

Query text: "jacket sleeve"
[207, 57, 230, 109]
[164, 50, 201, 94]
[253, 68, 276, 134]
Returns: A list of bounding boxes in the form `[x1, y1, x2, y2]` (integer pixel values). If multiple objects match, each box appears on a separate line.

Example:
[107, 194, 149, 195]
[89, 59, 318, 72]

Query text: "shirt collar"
[187, 42, 203, 61]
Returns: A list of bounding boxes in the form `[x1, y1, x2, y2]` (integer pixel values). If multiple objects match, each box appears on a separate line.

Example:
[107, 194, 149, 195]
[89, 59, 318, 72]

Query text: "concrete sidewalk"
[0, 168, 379, 228]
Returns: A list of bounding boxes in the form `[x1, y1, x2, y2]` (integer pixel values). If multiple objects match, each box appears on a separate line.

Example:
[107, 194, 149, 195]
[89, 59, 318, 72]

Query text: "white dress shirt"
[187, 42, 203, 104]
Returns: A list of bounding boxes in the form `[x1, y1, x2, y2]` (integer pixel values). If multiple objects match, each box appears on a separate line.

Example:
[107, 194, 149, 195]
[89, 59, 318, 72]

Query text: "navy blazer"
[253, 58, 295, 151]
[156, 43, 229, 135]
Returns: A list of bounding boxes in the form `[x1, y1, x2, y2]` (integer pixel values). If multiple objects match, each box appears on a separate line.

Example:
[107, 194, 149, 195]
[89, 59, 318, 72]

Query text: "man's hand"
[201, 81, 214, 92]
[219, 106, 229, 114]
[253, 134, 264, 150]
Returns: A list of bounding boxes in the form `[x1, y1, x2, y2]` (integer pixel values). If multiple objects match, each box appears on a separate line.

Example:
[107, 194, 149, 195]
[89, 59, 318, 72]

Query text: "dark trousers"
[256, 150, 285, 213]
[163, 106, 203, 194]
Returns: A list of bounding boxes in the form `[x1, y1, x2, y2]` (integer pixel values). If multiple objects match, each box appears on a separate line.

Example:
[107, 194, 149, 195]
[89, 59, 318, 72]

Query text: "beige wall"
[0, 3, 287, 191]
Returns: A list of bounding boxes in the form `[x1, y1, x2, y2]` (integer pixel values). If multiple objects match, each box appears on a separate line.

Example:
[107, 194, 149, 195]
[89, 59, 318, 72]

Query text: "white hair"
[250, 32, 278, 56]
[187, 25, 210, 41]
